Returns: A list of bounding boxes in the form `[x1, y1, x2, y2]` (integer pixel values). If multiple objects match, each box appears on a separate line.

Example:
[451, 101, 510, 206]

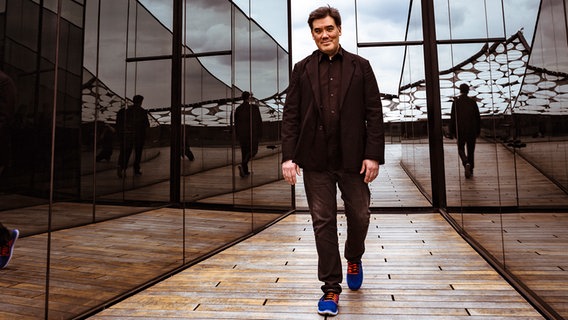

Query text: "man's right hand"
[282, 160, 300, 185]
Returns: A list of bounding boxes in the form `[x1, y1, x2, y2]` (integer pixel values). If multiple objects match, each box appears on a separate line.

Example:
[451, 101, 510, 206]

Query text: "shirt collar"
[318, 46, 343, 62]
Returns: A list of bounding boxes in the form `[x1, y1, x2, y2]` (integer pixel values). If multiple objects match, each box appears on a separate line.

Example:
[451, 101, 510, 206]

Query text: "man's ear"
[338, 26, 342, 36]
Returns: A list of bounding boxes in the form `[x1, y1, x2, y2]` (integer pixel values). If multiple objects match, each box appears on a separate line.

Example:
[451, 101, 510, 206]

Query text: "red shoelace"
[347, 262, 360, 275]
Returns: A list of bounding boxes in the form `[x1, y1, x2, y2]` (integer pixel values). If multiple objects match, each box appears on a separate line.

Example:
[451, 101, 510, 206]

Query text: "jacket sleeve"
[254, 105, 263, 138]
[281, 61, 303, 163]
[449, 101, 456, 136]
[362, 59, 385, 165]
[474, 101, 481, 136]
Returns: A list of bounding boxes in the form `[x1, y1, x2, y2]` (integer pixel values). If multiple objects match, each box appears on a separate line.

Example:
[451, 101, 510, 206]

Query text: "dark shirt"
[318, 49, 343, 169]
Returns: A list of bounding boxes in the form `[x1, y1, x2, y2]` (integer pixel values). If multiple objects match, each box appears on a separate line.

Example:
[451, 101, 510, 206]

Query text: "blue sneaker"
[347, 261, 363, 290]
[317, 291, 339, 316]
[0, 229, 19, 269]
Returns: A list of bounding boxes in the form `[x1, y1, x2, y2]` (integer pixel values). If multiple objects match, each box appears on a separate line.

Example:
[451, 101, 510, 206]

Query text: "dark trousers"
[118, 137, 144, 172]
[303, 169, 371, 294]
[239, 141, 258, 174]
[457, 136, 476, 170]
[0, 222, 10, 246]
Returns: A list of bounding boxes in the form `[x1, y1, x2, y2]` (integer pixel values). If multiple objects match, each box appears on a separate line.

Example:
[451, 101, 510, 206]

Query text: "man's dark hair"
[308, 6, 341, 30]
[241, 91, 250, 100]
[459, 83, 469, 94]
[133, 95, 144, 105]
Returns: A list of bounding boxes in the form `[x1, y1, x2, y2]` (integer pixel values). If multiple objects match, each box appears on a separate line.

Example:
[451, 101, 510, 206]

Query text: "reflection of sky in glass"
[307, 0, 539, 95]
[136, 0, 288, 99]
[82, 0, 289, 126]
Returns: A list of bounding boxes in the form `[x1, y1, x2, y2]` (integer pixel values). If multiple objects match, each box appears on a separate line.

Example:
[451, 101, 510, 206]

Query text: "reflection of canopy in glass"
[81, 0, 287, 127]
[81, 70, 162, 126]
[82, 67, 285, 127]
[392, 30, 568, 123]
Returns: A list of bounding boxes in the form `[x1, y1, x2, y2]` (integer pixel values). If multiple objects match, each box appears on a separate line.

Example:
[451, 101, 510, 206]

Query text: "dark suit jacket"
[234, 101, 262, 147]
[449, 94, 481, 140]
[281, 49, 385, 172]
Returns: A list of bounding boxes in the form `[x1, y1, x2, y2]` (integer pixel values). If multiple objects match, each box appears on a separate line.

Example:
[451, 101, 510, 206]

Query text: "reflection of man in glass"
[0, 70, 20, 269]
[450, 83, 481, 179]
[116, 95, 150, 178]
[234, 91, 262, 177]
[281, 6, 385, 316]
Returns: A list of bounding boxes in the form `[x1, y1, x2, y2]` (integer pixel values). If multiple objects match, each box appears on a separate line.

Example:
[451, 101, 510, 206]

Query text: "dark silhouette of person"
[96, 122, 115, 162]
[450, 83, 481, 178]
[281, 6, 385, 316]
[183, 143, 195, 161]
[0, 70, 15, 176]
[181, 125, 195, 161]
[0, 70, 20, 269]
[116, 95, 150, 177]
[234, 91, 262, 177]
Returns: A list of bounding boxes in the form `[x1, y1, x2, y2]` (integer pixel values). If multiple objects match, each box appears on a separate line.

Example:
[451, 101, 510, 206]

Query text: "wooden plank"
[89, 214, 544, 319]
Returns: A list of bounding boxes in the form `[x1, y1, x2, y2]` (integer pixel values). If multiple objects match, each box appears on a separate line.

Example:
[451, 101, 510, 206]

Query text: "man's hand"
[282, 160, 301, 185]
[360, 159, 379, 183]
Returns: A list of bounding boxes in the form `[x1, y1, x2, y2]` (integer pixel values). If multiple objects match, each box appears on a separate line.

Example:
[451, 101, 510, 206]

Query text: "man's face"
[311, 15, 341, 57]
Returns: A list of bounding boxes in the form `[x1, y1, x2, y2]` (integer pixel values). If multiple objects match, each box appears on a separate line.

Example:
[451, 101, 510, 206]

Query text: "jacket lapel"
[340, 51, 355, 109]
[305, 53, 321, 110]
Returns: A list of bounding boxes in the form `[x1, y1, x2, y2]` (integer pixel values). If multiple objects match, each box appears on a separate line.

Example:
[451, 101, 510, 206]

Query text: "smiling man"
[281, 5, 385, 317]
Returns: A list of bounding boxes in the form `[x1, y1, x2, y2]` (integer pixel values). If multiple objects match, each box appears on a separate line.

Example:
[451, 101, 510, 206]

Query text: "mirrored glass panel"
[356, 0, 413, 43]
[0, 0, 292, 318]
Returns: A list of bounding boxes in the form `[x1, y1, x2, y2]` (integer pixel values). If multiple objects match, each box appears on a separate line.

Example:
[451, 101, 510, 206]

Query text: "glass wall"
[356, 0, 568, 318]
[0, 0, 290, 318]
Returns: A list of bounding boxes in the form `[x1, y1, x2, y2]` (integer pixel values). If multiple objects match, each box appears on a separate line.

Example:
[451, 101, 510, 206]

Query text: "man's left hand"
[360, 159, 379, 183]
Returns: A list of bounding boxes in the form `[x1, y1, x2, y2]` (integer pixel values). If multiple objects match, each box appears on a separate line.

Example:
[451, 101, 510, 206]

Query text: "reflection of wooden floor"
[200, 144, 432, 209]
[453, 212, 568, 318]
[1, 208, 282, 319]
[89, 213, 544, 319]
[402, 139, 568, 207]
[443, 140, 568, 207]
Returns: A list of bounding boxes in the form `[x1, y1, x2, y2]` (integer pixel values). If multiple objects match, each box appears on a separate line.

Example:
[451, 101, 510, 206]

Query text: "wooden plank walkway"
[89, 213, 544, 319]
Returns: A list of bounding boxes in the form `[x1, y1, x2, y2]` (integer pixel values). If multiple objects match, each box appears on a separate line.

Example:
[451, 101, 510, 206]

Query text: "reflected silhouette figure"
[450, 83, 481, 179]
[96, 122, 115, 162]
[0, 70, 19, 269]
[234, 91, 262, 177]
[116, 95, 150, 178]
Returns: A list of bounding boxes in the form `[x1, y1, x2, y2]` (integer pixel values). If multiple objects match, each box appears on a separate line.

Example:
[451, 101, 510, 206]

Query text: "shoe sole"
[318, 309, 338, 316]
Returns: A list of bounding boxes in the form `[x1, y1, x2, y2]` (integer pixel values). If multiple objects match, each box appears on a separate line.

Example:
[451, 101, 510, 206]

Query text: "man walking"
[116, 95, 150, 178]
[450, 83, 481, 178]
[234, 91, 262, 177]
[281, 6, 385, 316]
